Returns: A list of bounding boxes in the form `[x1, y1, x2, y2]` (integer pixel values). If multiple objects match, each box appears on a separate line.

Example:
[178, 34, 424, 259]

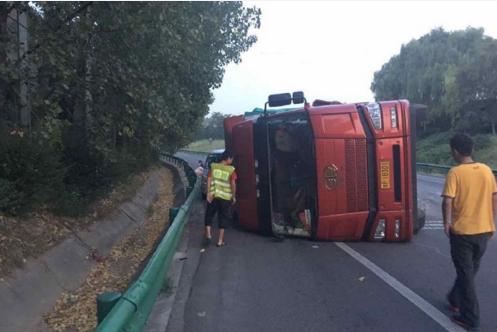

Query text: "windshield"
[267, 112, 316, 237]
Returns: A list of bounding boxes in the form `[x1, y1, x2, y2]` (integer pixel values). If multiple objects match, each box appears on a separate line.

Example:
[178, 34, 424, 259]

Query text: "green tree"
[0, 2, 261, 215]
[371, 27, 487, 133]
[452, 39, 497, 134]
[196, 112, 229, 140]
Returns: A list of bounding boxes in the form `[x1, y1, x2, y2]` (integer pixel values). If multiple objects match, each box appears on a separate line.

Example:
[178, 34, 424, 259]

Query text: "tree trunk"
[17, 8, 30, 128]
[84, 7, 94, 135]
[0, 8, 7, 112]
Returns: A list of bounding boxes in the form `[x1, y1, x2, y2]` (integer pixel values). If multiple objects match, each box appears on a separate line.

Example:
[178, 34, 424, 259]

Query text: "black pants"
[448, 232, 492, 327]
[204, 198, 231, 229]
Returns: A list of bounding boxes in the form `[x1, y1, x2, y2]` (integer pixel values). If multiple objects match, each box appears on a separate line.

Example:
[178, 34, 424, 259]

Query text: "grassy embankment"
[417, 132, 497, 169]
[185, 139, 225, 153]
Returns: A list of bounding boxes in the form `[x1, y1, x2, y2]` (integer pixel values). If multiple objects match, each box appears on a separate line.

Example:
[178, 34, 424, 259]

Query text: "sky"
[208, 0, 497, 115]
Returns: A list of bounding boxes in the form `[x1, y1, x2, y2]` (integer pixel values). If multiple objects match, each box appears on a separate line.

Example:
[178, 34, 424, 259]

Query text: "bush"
[0, 127, 65, 215]
[0, 177, 24, 212]
[416, 131, 455, 165]
[473, 134, 492, 150]
[53, 190, 88, 217]
[417, 132, 497, 168]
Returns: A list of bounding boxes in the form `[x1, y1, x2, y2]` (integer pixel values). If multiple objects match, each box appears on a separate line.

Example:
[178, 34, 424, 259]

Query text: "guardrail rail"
[96, 154, 199, 332]
[416, 162, 497, 177]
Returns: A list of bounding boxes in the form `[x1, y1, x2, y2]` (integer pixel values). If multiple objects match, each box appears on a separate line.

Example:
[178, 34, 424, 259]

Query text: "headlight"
[373, 219, 386, 240]
[394, 219, 400, 238]
[390, 107, 398, 128]
[366, 103, 383, 130]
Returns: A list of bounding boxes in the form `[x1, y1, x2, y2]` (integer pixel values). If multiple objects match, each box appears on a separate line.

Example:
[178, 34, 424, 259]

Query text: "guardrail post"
[186, 185, 193, 197]
[169, 207, 180, 224]
[97, 292, 122, 324]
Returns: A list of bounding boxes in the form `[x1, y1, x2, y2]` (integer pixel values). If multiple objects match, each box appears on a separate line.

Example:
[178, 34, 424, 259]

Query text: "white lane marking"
[335, 242, 464, 332]
[424, 220, 444, 230]
[427, 220, 443, 224]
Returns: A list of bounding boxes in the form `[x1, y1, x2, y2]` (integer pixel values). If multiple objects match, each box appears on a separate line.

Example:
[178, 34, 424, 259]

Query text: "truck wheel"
[414, 208, 426, 234]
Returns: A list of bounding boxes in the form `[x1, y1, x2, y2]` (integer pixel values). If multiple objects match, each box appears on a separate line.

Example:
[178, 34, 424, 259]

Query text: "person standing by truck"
[204, 150, 237, 247]
[442, 133, 497, 330]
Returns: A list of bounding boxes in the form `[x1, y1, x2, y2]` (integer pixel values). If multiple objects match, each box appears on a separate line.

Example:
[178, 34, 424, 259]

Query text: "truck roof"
[244, 107, 299, 117]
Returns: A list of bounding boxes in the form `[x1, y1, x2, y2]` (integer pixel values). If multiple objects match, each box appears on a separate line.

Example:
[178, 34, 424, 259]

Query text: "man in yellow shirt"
[442, 133, 497, 330]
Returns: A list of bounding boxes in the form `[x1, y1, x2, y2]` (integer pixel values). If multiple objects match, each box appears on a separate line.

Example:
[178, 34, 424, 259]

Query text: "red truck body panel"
[226, 117, 259, 232]
[309, 105, 369, 240]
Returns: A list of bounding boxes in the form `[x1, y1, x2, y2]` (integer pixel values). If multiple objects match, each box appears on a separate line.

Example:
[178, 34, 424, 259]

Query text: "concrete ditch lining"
[0, 162, 185, 332]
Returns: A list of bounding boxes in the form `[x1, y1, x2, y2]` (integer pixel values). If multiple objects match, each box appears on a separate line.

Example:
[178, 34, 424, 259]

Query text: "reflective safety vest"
[209, 163, 235, 201]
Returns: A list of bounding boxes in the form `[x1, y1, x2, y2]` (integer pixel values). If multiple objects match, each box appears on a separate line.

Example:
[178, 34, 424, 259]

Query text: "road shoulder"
[145, 196, 205, 332]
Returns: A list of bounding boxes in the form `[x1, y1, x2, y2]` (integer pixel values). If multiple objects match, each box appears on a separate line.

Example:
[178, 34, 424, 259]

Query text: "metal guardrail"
[96, 154, 199, 332]
[178, 149, 210, 156]
[416, 162, 497, 177]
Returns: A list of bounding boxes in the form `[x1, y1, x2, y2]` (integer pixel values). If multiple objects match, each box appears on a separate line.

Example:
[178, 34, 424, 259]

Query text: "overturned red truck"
[224, 92, 425, 242]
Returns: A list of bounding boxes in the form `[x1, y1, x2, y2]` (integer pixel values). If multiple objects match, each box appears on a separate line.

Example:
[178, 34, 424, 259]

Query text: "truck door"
[266, 112, 317, 238]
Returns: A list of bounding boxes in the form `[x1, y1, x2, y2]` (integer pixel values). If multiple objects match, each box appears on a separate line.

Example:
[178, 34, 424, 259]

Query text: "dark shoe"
[446, 294, 460, 313]
[216, 242, 226, 247]
[451, 315, 479, 331]
[448, 304, 460, 313]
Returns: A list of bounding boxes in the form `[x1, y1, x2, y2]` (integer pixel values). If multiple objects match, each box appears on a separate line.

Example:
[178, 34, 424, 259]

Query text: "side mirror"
[292, 91, 305, 104]
[268, 93, 292, 107]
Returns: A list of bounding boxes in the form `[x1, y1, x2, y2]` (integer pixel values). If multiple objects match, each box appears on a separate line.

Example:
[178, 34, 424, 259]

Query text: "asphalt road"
[169, 152, 497, 332]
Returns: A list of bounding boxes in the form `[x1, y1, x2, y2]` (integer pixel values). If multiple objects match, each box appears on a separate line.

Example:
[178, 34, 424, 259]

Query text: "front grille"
[345, 139, 368, 212]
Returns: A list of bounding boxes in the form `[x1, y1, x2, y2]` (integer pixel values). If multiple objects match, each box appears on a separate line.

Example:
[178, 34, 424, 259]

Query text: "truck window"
[267, 113, 316, 237]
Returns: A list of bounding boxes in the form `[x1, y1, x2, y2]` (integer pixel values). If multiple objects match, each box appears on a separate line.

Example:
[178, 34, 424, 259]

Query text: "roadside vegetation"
[0, 1, 260, 281]
[187, 111, 228, 152]
[372, 27, 497, 169]
[186, 139, 225, 153]
[417, 132, 497, 169]
[44, 167, 174, 331]
[0, 2, 260, 218]
[0, 165, 160, 277]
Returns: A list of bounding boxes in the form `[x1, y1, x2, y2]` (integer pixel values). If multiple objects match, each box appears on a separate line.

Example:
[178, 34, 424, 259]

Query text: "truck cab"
[225, 92, 424, 241]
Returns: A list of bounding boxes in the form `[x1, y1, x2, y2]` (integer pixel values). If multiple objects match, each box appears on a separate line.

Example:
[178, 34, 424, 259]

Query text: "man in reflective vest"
[204, 150, 237, 247]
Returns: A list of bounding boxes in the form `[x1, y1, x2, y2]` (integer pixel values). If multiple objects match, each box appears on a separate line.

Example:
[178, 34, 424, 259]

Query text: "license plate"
[380, 161, 390, 189]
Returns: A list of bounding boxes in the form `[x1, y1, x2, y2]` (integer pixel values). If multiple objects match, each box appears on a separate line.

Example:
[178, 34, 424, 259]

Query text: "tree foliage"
[195, 112, 229, 140]
[371, 27, 497, 135]
[0, 1, 260, 215]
